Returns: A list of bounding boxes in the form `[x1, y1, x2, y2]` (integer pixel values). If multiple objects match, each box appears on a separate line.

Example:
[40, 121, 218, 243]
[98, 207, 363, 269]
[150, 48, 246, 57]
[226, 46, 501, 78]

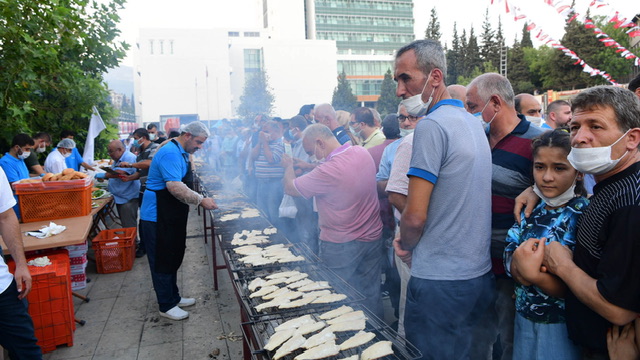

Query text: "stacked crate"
[65, 242, 88, 290]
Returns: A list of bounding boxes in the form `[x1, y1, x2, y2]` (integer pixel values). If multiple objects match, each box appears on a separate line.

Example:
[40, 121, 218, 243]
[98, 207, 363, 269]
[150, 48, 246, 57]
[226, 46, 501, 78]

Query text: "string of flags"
[491, 0, 618, 85]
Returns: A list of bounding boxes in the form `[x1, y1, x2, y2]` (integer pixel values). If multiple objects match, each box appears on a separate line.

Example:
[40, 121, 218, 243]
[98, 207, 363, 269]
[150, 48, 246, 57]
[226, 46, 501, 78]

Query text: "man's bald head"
[314, 103, 338, 130]
[514, 93, 542, 118]
[447, 84, 467, 102]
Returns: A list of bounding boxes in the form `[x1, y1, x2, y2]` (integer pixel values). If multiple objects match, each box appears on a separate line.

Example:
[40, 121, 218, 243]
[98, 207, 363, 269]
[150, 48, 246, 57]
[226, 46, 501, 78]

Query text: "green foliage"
[457, 62, 497, 85]
[376, 69, 400, 115]
[237, 71, 275, 121]
[521, 24, 533, 48]
[446, 23, 463, 84]
[332, 71, 358, 112]
[425, 7, 442, 42]
[462, 28, 482, 78]
[0, 0, 128, 153]
[480, 9, 499, 71]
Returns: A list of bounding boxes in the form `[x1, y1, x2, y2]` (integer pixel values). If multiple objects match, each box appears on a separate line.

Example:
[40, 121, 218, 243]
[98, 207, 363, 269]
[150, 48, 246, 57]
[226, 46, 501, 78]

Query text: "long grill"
[226, 243, 320, 274]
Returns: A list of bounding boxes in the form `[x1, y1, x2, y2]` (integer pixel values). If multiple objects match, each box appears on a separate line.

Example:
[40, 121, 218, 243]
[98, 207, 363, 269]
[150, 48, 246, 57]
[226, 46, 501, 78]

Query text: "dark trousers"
[0, 280, 42, 359]
[140, 220, 181, 312]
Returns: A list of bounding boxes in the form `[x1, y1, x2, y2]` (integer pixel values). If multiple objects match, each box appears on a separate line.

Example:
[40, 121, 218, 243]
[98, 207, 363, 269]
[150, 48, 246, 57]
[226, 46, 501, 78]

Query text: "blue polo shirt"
[140, 141, 189, 222]
[0, 153, 29, 219]
[65, 147, 84, 171]
[106, 151, 140, 205]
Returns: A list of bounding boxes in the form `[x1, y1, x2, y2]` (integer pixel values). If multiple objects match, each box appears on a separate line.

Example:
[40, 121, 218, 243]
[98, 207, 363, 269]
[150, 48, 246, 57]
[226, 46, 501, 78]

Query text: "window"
[244, 49, 263, 73]
[159, 40, 164, 54]
[228, 31, 240, 37]
[244, 32, 260, 37]
[149, 40, 154, 55]
[169, 40, 174, 54]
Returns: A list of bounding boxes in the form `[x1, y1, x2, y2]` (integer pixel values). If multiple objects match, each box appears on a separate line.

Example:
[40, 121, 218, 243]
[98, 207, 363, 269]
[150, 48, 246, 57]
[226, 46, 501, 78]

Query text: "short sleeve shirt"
[0, 168, 17, 293]
[0, 154, 29, 184]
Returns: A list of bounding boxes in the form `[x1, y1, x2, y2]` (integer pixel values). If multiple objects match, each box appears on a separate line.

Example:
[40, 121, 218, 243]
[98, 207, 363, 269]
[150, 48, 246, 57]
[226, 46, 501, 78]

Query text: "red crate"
[15, 182, 92, 223]
[7, 250, 74, 353]
[92, 228, 137, 274]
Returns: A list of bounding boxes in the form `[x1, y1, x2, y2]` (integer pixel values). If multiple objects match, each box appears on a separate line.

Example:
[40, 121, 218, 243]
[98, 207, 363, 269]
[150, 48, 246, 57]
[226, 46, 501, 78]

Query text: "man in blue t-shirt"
[0, 134, 35, 219]
[59, 130, 95, 171]
[140, 122, 217, 321]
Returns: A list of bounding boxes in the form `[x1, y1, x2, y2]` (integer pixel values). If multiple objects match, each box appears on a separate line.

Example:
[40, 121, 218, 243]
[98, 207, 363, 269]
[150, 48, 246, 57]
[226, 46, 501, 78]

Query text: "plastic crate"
[7, 250, 74, 353]
[15, 181, 92, 223]
[92, 228, 137, 274]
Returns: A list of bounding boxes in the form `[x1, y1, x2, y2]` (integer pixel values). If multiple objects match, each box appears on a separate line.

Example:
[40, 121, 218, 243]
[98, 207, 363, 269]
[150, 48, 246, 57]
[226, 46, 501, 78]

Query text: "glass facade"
[337, 60, 393, 77]
[244, 49, 263, 74]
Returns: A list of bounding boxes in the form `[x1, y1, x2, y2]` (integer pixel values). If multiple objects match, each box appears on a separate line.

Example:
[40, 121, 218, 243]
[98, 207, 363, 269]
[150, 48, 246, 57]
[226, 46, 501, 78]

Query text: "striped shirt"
[491, 116, 545, 229]
[254, 138, 284, 179]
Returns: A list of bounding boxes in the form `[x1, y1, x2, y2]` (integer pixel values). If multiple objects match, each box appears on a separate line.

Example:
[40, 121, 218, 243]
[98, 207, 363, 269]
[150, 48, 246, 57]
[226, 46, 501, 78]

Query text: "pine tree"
[446, 22, 462, 84]
[480, 9, 499, 71]
[237, 71, 274, 121]
[521, 23, 533, 48]
[376, 69, 401, 115]
[425, 7, 442, 42]
[332, 71, 358, 112]
[458, 28, 468, 80]
[462, 28, 482, 80]
[508, 37, 535, 94]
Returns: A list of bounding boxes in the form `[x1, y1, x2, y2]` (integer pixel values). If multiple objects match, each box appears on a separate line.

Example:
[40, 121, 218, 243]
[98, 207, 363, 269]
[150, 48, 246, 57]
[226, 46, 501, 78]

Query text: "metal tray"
[245, 304, 422, 360]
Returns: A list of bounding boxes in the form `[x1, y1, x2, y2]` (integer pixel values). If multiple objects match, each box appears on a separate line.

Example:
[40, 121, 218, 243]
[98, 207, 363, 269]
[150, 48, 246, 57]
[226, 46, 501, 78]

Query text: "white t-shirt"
[44, 148, 67, 174]
[0, 167, 17, 293]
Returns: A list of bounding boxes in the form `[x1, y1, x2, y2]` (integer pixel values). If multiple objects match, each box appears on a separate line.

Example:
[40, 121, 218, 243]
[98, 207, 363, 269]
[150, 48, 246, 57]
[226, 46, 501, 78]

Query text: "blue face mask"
[132, 139, 140, 147]
[288, 129, 294, 138]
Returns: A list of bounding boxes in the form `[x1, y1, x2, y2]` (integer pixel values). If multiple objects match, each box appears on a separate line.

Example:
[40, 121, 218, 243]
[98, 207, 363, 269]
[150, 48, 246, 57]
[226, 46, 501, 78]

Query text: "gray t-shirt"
[407, 99, 492, 281]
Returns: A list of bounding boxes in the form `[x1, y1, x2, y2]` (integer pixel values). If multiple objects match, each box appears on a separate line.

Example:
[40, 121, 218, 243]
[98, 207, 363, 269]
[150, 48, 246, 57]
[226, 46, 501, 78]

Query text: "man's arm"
[166, 181, 217, 210]
[376, 180, 388, 197]
[29, 164, 45, 176]
[81, 162, 95, 171]
[281, 155, 302, 197]
[0, 209, 31, 299]
[544, 242, 637, 325]
[399, 176, 433, 250]
[388, 192, 407, 213]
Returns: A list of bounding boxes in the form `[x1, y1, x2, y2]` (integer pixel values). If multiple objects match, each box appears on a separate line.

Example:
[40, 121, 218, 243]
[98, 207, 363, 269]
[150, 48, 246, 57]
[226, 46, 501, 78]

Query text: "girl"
[504, 128, 589, 360]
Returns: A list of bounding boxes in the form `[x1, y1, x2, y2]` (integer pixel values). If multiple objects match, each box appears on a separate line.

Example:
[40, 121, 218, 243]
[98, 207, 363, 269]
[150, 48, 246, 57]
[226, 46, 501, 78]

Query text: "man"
[298, 104, 315, 124]
[466, 73, 544, 360]
[147, 123, 166, 144]
[282, 124, 384, 319]
[447, 84, 467, 103]
[288, 115, 319, 254]
[250, 120, 284, 225]
[394, 39, 494, 359]
[629, 72, 640, 99]
[517, 86, 640, 356]
[377, 103, 418, 195]
[96, 140, 140, 250]
[44, 138, 76, 174]
[350, 107, 385, 149]
[140, 121, 218, 321]
[25, 132, 51, 175]
[0, 134, 34, 184]
[120, 128, 159, 257]
[0, 167, 41, 359]
[542, 99, 572, 129]
[59, 130, 95, 171]
[314, 103, 351, 145]
[515, 93, 543, 127]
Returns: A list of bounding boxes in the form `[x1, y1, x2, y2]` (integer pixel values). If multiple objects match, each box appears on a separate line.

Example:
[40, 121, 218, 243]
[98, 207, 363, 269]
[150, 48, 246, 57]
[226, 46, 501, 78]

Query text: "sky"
[113, 0, 638, 67]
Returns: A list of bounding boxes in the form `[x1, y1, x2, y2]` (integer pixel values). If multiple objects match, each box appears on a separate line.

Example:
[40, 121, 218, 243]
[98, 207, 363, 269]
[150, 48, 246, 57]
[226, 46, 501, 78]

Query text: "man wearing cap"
[44, 138, 76, 174]
[140, 121, 218, 321]
[59, 130, 95, 172]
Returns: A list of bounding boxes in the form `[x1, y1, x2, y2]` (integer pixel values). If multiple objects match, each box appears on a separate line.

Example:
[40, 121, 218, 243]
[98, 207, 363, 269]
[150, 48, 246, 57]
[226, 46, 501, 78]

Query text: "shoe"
[159, 306, 189, 320]
[135, 247, 146, 258]
[178, 297, 196, 307]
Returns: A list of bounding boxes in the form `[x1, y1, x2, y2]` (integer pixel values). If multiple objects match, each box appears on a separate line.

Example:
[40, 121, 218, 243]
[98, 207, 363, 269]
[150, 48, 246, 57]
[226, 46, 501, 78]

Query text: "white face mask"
[149, 133, 157, 141]
[36, 144, 46, 153]
[349, 126, 361, 139]
[18, 150, 31, 160]
[567, 130, 630, 175]
[401, 71, 434, 118]
[400, 128, 414, 137]
[532, 180, 577, 208]
[62, 151, 72, 158]
[526, 116, 543, 127]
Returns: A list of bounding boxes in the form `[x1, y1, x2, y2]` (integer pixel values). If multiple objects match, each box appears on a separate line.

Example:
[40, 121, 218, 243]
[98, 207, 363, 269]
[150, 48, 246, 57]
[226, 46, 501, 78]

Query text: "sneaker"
[135, 247, 146, 258]
[159, 306, 189, 320]
[178, 297, 196, 307]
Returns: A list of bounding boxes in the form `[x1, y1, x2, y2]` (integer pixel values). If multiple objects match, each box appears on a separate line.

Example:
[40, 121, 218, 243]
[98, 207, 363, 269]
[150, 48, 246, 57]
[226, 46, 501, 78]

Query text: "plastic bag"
[278, 194, 298, 218]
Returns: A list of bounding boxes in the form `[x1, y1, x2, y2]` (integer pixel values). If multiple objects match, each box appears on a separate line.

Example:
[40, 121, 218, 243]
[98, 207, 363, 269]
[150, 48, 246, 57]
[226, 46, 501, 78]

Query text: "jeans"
[320, 238, 384, 319]
[256, 177, 283, 226]
[0, 280, 42, 359]
[513, 313, 581, 360]
[404, 272, 495, 360]
[140, 220, 181, 312]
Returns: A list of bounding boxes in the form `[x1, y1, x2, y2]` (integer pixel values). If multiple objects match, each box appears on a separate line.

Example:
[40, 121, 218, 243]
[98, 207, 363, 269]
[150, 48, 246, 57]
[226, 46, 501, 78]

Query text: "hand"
[543, 241, 573, 275]
[607, 322, 639, 360]
[280, 154, 293, 168]
[259, 131, 269, 143]
[119, 162, 131, 168]
[392, 237, 412, 268]
[514, 186, 540, 223]
[200, 197, 218, 210]
[13, 264, 32, 300]
[512, 238, 545, 285]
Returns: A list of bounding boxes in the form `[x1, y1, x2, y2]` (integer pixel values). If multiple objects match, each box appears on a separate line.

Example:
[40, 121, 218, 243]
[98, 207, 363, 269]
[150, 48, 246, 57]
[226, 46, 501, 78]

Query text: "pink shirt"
[294, 144, 382, 243]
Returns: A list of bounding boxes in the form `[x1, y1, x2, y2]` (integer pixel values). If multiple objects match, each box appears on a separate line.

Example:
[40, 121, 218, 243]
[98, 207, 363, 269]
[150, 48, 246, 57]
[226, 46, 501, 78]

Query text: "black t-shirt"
[566, 161, 640, 352]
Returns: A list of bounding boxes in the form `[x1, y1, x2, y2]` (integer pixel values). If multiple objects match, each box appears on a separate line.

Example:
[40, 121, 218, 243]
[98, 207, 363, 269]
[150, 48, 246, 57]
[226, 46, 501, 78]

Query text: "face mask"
[526, 116, 543, 127]
[401, 71, 434, 117]
[18, 150, 31, 160]
[350, 125, 361, 138]
[400, 128, 414, 137]
[36, 144, 46, 153]
[149, 133, 157, 141]
[62, 151, 72, 158]
[567, 130, 630, 175]
[532, 176, 577, 208]
[132, 139, 140, 147]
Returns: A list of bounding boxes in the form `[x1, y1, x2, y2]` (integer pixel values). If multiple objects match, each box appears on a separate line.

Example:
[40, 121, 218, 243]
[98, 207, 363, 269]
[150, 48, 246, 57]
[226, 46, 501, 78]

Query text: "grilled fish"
[318, 305, 353, 320]
[294, 321, 326, 336]
[287, 278, 313, 289]
[326, 318, 366, 333]
[303, 328, 336, 349]
[298, 281, 331, 292]
[249, 285, 279, 298]
[279, 296, 317, 309]
[284, 273, 310, 284]
[327, 310, 365, 325]
[361, 340, 394, 360]
[266, 270, 301, 279]
[255, 296, 291, 312]
[248, 277, 265, 292]
[293, 340, 340, 359]
[273, 334, 306, 360]
[301, 290, 331, 299]
[264, 328, 295, 351]
[263, 287, 293, 300]
[312, 293, 347, 304]
[338, 330, 376, 351]
[274, 314, 314, 332]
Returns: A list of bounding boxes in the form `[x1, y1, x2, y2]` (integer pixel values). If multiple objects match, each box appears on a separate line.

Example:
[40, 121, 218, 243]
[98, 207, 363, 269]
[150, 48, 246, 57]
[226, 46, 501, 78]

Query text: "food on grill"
[231, 230, 270, 246]
[284, 273, 310, 284]
[266, 270, 302, 279]
[301, 290, 332, 299]
[327, 310, 365, 325]
[293, 340, 340, 359]
[274, 315, 315, 332]
[302, 328, 336, 349]
[312, 293, 347, 304]
[248, 277, 266, 292]
[287, 278, 313, 289]
[263, 288, 301, 301]
[337, 356, 358, 360]
[298, 281, 332, 292]
[326, 318, 366, 333]
[263, 277, 292, 287]
[294, 321, 326, 336]
[264, 328, 295, 351]
[249, 285, 279, 298]
[273, 334, 306, 360]
[220, 213, 240, 222]
[278, 296, 317, 309]
[233, 245, 264, 256]
[338, 330, 376, 351]
[361, 340, 394, 360]
[255, 296, 291, 312]
[241, 208, 260, 218]
[319, 305, 354, 320]
[263, 227, 277, 235]
[238, 246, 306, 267]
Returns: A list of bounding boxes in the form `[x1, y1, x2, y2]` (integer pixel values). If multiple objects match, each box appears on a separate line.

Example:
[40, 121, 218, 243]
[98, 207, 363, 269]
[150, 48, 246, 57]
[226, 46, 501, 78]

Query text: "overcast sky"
[114, 0, 638, 66]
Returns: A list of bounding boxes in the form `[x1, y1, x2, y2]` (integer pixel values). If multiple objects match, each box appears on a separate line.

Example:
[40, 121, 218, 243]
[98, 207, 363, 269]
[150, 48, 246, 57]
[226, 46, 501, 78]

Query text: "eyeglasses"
[398, 115, 419, 123]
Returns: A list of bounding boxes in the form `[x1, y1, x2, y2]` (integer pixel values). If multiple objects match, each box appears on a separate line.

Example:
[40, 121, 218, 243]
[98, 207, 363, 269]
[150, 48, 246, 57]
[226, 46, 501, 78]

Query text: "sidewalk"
[41, 207, 243, 360]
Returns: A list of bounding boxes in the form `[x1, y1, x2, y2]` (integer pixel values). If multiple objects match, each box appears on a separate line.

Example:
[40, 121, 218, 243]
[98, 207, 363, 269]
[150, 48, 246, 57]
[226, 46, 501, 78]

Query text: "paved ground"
[40, 208, 244, 360]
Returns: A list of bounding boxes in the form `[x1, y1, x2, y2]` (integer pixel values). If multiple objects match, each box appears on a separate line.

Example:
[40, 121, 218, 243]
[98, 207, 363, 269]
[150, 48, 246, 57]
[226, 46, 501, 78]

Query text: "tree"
[425, 7, 442, 42]
[237, 71, 275, 121]
[376, 69, 400, 115]
[521, 23, 533, 48]
[446, 23, 463, 84]
[480, 9, 499, 71]
[462, 28, 482, 78]
[0, 0, 128, 153]
[332, 71, 358, 112]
